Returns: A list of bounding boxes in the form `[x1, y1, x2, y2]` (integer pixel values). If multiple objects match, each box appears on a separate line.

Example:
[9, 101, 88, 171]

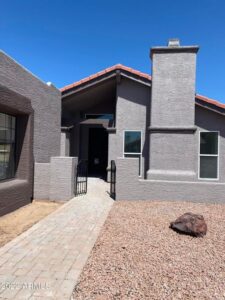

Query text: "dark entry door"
[88, 128, 108, 178]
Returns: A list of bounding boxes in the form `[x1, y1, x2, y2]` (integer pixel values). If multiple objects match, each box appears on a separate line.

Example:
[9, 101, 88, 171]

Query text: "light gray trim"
[150, 45, 199, 58]
[107, 127, 116, 133]
[61, 126, 74, 131]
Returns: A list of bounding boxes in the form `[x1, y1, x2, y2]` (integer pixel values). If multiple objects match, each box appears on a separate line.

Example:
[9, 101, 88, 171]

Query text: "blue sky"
[1, 0, 225, 102]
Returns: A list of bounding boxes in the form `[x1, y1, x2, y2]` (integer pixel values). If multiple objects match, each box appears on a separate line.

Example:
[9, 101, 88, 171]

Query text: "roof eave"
[61, 69, 151, 99]
[60, 65, 225, 114]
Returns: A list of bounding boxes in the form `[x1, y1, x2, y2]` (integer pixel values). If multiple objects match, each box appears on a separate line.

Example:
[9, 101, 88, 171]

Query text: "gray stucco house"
[0, 39, 225, 215]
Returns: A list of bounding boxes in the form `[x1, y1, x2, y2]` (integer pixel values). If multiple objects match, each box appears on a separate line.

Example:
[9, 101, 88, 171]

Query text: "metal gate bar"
[110, 160, 116, 199]
[75, 160, 88, 196]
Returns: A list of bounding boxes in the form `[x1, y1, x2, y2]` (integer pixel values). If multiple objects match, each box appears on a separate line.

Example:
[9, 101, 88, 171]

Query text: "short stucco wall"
[34, 157, 77, 201]
[117, 158, 225, 203]
[49, 157, 77, 201]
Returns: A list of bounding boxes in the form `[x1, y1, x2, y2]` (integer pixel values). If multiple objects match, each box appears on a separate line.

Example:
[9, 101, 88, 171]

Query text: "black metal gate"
[110, 160, 116, 199]
[75, 160, 88, 196]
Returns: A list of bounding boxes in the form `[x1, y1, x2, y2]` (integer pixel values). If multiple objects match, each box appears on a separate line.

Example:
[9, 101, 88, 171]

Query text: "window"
[0, 113, 16, 181]
[85, 114, 114, 121]
[199, 131, 219, 179]
[123, 131, 142, 176]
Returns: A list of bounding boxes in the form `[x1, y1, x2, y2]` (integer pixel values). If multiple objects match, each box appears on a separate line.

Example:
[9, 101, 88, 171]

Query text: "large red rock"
[170, 212, 207, 237]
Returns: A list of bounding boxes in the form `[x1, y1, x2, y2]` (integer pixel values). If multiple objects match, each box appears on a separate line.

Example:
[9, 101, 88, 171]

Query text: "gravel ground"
[73, 201, 225, 300]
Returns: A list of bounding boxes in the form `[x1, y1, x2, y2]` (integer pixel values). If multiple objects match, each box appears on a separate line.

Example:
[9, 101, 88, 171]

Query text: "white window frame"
[198, 131, 220, 180]
[123, 130, 142, 177]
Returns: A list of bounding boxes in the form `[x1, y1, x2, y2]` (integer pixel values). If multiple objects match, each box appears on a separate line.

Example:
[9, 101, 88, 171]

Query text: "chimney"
[167, 38, 180, 47]
[149, 38, 199, 128]
[147, 39, 199, 181]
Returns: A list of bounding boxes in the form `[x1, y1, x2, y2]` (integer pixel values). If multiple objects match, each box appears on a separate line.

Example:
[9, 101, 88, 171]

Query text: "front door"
[88, 127, 108, 179]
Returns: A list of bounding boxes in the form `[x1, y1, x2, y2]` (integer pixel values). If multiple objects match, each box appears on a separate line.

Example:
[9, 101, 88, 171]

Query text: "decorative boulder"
[170, 212, 207, 237]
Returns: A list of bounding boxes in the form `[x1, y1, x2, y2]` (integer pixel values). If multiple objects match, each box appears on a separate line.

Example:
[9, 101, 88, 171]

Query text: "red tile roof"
[61, 64, 225, 112]
[60, 64, 151, 92]
[195, 94, 225, 110]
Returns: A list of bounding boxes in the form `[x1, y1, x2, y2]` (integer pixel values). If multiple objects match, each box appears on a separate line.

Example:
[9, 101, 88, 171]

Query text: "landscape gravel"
[72, 200, 225, 300]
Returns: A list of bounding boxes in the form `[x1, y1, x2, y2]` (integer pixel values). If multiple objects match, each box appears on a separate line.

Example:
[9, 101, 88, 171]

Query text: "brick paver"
[0, 179, 113, 299]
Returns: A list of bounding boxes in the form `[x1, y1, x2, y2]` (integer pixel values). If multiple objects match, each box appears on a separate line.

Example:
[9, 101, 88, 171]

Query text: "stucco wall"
[109, 78, 150, 178]
[33, 163, 50, 199]
[115, 104, 225, 202]
[148, 46, 198, 181]
[0, 51, 61, 163]
[60, 131, 70, 156]
[49, 157, 76, 201]
[117, 158, 225, 203]
[0, 50, 62, 202]
[150, 52, 197, 128]
[148, 131, 197, 181]
[0, 84, 34, 215]
[84, 99, 115, 114]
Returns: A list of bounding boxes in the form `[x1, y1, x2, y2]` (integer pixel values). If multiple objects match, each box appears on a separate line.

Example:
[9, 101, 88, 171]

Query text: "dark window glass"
[124, 131, 141, 176]
[200, 132, 218, 155]
[200, 156, 218, 179]
[199, 132, 219, 179]
[0, 113, 16, 181]
[85, 114, 114, 120]
[124, 131, 141, 153]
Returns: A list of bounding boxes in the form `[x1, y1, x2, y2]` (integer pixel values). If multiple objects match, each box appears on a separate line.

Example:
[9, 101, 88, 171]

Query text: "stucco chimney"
[149, 39, 199, 128]
[147, 39, 199, 181]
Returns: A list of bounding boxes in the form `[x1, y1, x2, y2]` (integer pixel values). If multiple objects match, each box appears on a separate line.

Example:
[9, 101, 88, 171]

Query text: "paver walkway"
[0, 178, 114, 299]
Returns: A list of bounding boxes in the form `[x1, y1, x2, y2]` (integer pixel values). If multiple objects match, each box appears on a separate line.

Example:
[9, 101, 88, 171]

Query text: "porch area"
[61, 74, 117, 182]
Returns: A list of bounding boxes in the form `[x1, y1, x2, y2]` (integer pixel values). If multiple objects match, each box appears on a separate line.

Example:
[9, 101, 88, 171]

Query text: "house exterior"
[61, 39, 225, 203]
[0, 39, 225, 215]
[0, 51, 62, 215]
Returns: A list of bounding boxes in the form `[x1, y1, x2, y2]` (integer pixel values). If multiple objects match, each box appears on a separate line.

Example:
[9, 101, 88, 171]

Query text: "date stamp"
[0, 281, 50, 290]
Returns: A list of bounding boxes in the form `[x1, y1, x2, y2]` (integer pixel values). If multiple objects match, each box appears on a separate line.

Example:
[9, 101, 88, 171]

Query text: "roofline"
[0, 50, 60, 93]
[60, 64, 151, 93]
[61, 64, 225, 113]
[195, 94, 225, 110]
